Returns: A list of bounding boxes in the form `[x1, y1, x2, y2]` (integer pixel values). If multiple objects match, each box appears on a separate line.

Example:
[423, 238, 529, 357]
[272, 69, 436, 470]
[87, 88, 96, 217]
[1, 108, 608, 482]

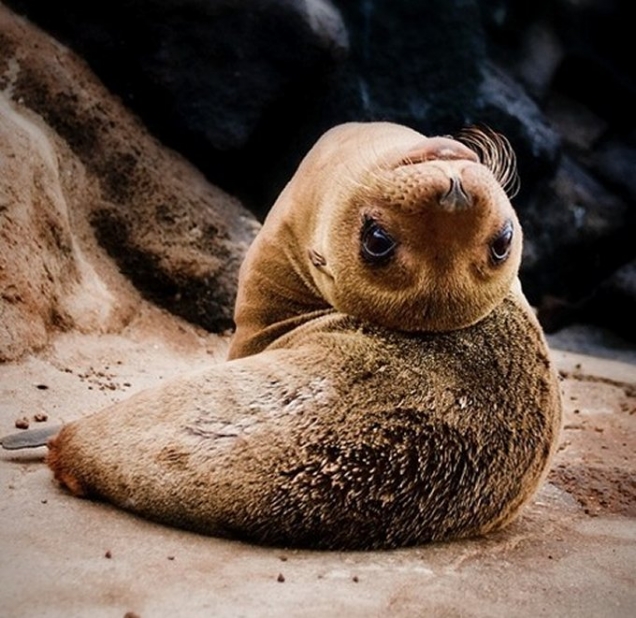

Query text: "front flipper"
[1, 426, 60, 450]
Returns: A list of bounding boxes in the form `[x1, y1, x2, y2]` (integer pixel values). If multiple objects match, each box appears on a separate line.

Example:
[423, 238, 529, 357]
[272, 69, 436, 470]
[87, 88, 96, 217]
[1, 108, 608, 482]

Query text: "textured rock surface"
[1, 0, 350, 213]
[0, 5, 259, 361]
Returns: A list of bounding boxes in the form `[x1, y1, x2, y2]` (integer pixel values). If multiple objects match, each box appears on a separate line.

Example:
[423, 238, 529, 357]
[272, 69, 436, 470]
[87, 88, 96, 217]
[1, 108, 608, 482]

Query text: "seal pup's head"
[305, 122, 522, 333]
[230, 122, 523, 357]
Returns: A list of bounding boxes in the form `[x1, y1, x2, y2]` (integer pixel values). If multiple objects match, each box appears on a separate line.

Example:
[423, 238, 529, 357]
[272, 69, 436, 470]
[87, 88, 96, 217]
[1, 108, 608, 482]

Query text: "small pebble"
[277, 573, 285, 583]
[15, 417, 29, 430]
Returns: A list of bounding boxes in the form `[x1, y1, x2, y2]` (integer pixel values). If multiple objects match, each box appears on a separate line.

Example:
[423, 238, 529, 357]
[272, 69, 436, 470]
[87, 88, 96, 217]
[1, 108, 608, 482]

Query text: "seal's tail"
[1, 424, 89, 497]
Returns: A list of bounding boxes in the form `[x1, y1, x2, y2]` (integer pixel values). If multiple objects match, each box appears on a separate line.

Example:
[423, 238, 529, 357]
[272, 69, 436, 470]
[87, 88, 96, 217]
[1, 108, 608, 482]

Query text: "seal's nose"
[439, 175, 472, 211]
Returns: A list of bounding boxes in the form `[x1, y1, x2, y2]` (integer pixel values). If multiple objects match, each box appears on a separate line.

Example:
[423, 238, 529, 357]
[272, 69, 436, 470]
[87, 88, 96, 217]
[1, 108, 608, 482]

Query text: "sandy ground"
[0, 304, 634, 618]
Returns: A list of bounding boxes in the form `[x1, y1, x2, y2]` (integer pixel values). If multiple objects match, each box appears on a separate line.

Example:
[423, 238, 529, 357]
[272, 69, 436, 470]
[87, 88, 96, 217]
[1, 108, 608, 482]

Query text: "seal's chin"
[407, 267, 520, 333]
[330, 257, 519, 334]
[405, 298, 500, 333]
[324, 287, 490, 334]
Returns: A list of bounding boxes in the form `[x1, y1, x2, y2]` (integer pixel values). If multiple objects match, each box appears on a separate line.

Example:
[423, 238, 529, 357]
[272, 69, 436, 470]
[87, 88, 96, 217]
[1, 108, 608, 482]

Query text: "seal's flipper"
[0, 426, 60, 450]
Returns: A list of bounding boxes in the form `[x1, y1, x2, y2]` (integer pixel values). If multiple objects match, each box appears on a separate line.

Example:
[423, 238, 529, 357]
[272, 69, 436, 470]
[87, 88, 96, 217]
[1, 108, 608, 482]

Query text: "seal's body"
[45, 122, 561, 549]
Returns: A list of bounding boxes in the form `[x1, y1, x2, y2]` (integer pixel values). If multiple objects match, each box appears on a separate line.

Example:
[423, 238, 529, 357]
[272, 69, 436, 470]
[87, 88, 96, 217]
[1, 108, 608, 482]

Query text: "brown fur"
[47, 122, 562, 550]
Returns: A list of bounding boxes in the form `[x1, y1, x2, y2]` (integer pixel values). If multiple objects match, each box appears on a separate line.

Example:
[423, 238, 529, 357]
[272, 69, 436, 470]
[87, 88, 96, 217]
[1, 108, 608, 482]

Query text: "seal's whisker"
[456, 126, 520, 199]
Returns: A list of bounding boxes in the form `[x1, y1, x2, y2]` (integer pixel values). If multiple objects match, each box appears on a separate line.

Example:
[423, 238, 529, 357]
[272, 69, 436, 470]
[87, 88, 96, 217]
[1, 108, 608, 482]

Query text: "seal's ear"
[308, 248, 327, 269]
[397, 137, 479, 168]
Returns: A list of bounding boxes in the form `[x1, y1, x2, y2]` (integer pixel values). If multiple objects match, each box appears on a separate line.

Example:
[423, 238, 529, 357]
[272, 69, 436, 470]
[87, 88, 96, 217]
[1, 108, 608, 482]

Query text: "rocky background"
[0, 3, 258, 361]
[1, 0, 635, 346]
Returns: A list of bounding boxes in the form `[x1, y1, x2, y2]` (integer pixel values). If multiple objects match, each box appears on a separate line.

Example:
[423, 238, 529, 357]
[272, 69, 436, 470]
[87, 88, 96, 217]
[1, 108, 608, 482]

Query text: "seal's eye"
[360, 217, 396, 264]
[490, 220, 514, 265]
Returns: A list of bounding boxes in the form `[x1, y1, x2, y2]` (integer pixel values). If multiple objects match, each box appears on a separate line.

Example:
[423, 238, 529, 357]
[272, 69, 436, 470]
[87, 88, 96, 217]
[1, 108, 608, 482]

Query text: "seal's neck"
[227, 189, 330, 360]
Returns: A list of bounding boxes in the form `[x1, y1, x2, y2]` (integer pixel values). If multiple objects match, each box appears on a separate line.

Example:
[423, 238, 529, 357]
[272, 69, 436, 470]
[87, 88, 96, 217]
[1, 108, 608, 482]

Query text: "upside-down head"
[304, 123, 522, 332]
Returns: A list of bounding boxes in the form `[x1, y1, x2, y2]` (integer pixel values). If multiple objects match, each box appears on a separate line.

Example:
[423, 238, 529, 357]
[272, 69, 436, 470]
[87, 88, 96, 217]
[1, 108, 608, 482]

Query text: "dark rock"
[551, 0, 636, 129]
[591, 133, 636, 203]
[510, 17, 564, 102]
[545, 92, 608, 155]
[523, 155, 632, 294]
[539, 259, 636, 342]
[593, 259, 636, 342]
[334, 0, 486, 132]
[474, 63, 562, 198]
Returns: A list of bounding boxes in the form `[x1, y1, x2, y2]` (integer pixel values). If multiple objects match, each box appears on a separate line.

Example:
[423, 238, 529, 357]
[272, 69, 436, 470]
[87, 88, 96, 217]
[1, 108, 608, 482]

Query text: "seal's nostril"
[439, 176, 472, 211]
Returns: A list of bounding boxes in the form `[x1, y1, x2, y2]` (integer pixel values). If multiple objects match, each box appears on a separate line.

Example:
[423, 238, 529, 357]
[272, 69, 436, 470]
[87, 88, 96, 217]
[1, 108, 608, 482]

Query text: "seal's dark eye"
[360, 218, 396, 264]
[490, 221, 514, 265]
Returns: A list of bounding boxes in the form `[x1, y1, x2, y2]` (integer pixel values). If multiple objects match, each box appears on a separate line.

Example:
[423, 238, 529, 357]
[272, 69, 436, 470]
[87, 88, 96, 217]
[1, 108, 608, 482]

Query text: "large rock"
[0, 6, 258, 361]
[0, 95, 130, 361]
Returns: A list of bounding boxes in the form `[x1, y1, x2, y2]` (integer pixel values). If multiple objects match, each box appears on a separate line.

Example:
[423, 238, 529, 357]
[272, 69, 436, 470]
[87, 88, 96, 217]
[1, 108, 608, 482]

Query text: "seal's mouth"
[395, 136, 479, 170]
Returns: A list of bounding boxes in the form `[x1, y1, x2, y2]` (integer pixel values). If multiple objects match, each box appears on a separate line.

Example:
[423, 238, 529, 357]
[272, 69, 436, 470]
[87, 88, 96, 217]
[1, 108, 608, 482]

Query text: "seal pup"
[8, 122, 562, 550]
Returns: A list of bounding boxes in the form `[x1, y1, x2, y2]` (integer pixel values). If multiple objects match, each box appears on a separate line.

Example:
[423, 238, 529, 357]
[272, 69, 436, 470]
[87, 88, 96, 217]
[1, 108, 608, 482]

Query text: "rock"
[0, 6, 258, 361]
[513, 17, 564, 101]
[474, 62, 561, 194]
[478, 0, 636, 335]
[591, 133, 636, 203]
[2, 0, 349, 214]
[545, 93, 608, 155]
[594, 259, 636, 339]
[0, 95, 128, 361]
[542, 259, 636, 342]
[335, 0, 486, 130]
[550, 0, 636, 127]
[523, 155, 631, 304]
